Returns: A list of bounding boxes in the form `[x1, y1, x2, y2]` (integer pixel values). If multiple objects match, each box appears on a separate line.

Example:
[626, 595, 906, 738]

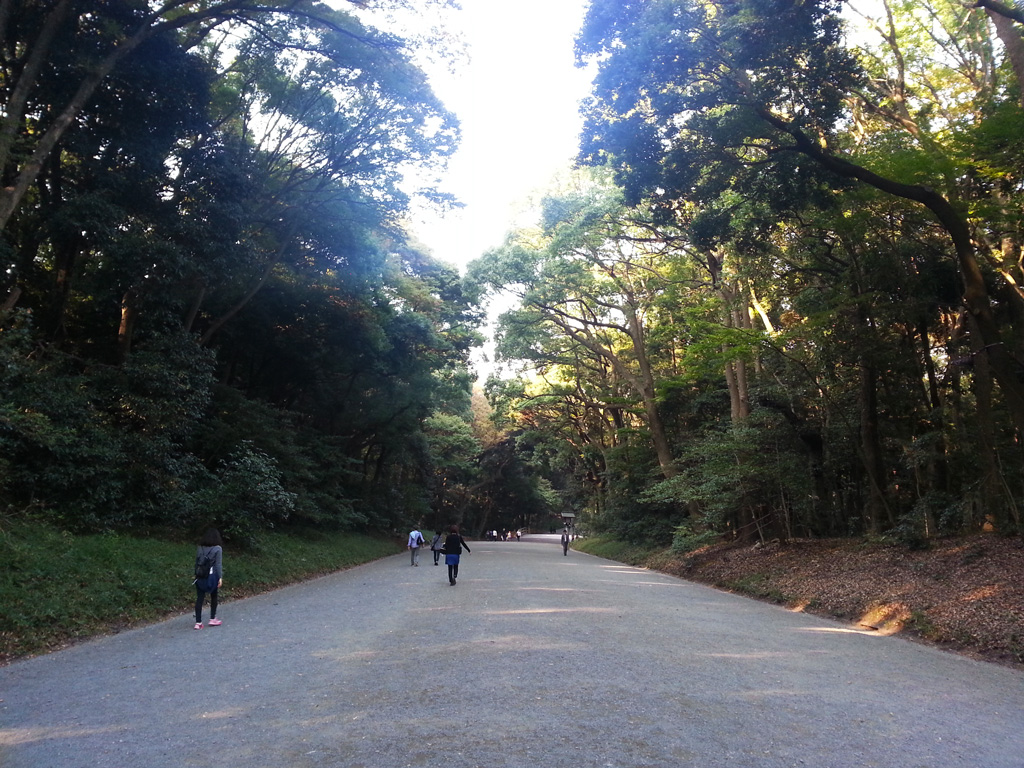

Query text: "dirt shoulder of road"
[646, 535, 1024, 669]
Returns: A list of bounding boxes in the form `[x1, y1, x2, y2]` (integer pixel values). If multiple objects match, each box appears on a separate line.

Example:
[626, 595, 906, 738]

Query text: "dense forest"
[0, 0, 550, 543]
[468, 0, 1024, 549]
[1, 0, 1022, 553]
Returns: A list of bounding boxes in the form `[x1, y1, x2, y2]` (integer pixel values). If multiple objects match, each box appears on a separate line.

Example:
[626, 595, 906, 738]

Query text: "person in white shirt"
[407, 528, 425, 566]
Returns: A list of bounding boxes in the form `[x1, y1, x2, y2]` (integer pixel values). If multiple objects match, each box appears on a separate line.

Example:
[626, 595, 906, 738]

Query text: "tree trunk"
[50, 240, 78, 343]
[722, 284, 750, 423]
[985, 8, 1024, 108]
[184, 285, 207, 334]
[117, 290, 138, 363]
[859, 358, 890, 534]
[967, 314, 1008, 532]
[725, 360, 742, 423]
[918, 320, 950, 504]
[626, 306, 677, 479]
[640, 387, 677, 479]
[0, 0, 74, 176]
[1, 285, 21, 312]
[0, 34, 150, 231]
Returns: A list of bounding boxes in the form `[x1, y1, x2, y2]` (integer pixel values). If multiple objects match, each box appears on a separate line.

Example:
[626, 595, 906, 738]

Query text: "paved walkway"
[2, 534, 1023, 767]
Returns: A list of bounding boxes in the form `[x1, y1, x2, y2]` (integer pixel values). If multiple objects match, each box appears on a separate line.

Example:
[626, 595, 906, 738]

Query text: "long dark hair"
[199, 528, 223, 547]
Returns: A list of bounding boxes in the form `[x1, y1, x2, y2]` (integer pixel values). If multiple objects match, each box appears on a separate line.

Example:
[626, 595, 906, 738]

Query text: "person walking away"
[444, 525, 471, 586]
[408, 527, 425, 566]
[430, 530, 444, 565]
[561, 529, 570, 556]
[194, 528, 224, 629]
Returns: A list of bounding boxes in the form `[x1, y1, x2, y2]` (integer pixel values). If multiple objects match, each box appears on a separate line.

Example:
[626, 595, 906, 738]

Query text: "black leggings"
[447, 562, 459, 582]
[195, 586, 218, 622]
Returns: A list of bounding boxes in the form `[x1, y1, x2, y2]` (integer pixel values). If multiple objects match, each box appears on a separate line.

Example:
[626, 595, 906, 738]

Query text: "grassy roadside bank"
[0, 522, 403, 664]
[574, 533, 1024, 668]
[572, 535, 668, 567]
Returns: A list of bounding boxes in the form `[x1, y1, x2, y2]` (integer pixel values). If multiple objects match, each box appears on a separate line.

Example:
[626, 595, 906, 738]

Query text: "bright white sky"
[405, 0, 595, 271]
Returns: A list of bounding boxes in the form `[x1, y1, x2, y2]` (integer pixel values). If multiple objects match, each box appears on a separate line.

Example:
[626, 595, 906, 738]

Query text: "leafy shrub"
[671, 520, 722, 554]
[0, 324, 218, 530]
[197, 441, 296, 547]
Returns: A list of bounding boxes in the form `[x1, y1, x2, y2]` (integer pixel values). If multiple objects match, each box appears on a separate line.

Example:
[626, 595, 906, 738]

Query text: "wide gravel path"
[2, 534, 1023, 768]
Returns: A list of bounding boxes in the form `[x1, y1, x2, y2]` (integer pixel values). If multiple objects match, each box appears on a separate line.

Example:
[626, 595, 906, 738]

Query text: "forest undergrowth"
[576, 534, 1024, 669]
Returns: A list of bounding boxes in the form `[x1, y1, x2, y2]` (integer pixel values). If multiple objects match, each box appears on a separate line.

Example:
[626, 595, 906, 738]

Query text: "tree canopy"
[469, 0, 1024, 547]
[0, 0, 493, 542]
[3, 0, 1023, 551]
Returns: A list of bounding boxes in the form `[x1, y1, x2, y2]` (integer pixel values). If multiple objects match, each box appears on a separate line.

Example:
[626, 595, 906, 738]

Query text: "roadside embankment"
[575, 533, 1024, 668]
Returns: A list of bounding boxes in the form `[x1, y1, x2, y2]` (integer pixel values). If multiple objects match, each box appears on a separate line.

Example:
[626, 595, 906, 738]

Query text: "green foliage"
[0, 326, 215, 529]
[3, 0, 1022, 562]
[0, 525, 188, 658]
[423, 413, 480, 459]
[458, 0, 1024, 559]
[509, 0, 1017, 550]
[452, 433, 554, 537]
[196, 442, 297, 547]
[587, 438, 685, 546]
[670, 521, 723, 556]
[190, 386, 363, 532]
[571, 534, 664, 566]
[0, 2, 482, 539]
[578, 0, 861, 209]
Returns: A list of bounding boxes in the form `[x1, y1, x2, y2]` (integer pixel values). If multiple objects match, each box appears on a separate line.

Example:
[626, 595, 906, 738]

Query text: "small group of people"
[408, 524, 471, 585]
[191, 521, 477, 631]
[484, 529, 521, 542]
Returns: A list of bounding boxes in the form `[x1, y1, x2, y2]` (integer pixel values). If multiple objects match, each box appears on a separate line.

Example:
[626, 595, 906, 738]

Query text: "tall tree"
[468, 173, 683, 480]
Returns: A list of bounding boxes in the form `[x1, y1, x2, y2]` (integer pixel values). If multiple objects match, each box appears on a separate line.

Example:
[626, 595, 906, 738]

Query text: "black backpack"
[194, 550, 214, 582]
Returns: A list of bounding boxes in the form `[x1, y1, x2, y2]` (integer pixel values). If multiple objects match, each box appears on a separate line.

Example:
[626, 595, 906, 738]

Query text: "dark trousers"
[195, 585, 219, 622]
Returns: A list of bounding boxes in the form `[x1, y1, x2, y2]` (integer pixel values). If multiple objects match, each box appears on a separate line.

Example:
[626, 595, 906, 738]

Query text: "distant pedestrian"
[430, 530, 444, 565]
[444, 524, 471, 586]
[194, 528, 223, 630]
[408, 527, 425, 566]
[561, 529, 570, 556]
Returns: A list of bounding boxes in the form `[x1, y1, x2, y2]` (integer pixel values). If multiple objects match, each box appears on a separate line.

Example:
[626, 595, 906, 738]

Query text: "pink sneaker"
[208, 618, 222, 626]
[194, 622, 203, 630]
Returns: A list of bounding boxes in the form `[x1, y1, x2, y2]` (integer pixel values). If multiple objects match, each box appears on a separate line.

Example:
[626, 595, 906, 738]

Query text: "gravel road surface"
[2, 534, 1022, 768]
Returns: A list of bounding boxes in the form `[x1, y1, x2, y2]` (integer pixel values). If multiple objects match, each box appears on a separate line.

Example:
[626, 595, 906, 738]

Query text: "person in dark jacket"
[194, 528, 223, 630]
[443, 524, 471, 586]
[561, 529, 570, 556]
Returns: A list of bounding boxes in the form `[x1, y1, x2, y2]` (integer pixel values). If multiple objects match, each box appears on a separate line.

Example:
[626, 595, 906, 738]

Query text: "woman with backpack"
[194, 528, 223, 630]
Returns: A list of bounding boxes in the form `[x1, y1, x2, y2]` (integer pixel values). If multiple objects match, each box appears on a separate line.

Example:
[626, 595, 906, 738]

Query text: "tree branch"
[971, 0, 1024, 25]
